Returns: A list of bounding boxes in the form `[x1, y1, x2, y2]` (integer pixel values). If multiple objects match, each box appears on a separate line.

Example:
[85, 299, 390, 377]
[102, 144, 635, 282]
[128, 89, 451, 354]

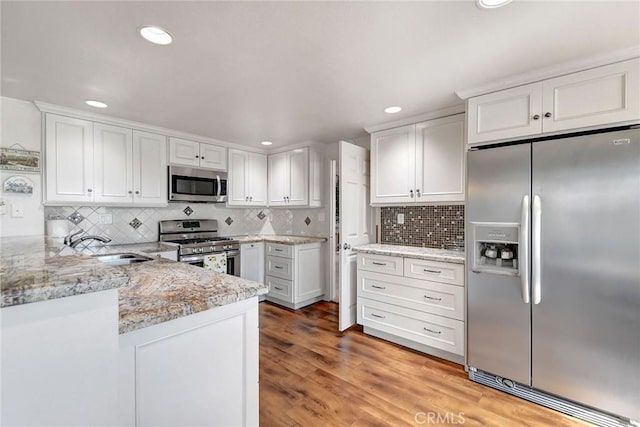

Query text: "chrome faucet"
[64, 229, 112, 248]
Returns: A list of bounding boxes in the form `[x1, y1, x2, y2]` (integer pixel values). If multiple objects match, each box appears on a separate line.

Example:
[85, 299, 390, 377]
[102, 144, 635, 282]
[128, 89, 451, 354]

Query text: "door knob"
[343, 243, 351, 250]
[544, 112, 552, 118]
[533, 114, 540, 120]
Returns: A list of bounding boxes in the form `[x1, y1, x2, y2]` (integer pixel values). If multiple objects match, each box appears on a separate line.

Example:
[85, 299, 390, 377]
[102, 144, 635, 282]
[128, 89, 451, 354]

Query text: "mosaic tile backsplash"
[380, 205, 464, 249]
[44, 204, 327, 245]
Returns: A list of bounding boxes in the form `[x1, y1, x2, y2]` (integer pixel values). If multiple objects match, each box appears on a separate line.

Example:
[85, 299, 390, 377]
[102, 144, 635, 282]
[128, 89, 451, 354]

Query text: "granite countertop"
[233, 234, 328, 245]
[0, 236, 129, 308]
[118, 259, 268, 334]
[1, 237, 267, 334]
[352, 243, 465, 264]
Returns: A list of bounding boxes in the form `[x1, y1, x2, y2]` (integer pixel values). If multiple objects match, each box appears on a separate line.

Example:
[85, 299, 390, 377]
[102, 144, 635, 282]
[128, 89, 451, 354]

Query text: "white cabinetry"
[240, 242, 265, 284]
[370, 114, 465, 205]
[268, 148, 309, 206]
[467, 58, 640, 145]
[169, 137, 227, 171]
[356, 253, 465, 364]
[265, 242, 324, 309]
[45, 114, 94, 203]
[228, 149, 268, 206]
[309, 148, 324, 207]
[45, 115, 167, 206]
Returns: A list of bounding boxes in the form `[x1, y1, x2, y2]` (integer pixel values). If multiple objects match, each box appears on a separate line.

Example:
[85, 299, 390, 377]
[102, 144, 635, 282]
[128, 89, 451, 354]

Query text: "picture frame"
[0, 147, 41, 172]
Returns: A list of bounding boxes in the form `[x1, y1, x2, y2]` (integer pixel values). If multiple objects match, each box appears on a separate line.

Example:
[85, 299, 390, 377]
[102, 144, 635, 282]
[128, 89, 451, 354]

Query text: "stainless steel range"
[159, 219, 240, 276]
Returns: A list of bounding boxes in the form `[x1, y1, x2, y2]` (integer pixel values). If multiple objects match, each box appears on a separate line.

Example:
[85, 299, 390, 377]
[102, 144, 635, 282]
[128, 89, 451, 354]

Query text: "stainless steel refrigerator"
[466, 127, 640, 426]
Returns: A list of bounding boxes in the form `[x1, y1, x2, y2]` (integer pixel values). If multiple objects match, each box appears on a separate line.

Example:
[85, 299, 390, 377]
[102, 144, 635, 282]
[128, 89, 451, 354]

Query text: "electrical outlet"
[0, 199, 5, 215]
[397, 213, 405, 224]
[318, 212, 326, 222]
[99, 213, 113, 224]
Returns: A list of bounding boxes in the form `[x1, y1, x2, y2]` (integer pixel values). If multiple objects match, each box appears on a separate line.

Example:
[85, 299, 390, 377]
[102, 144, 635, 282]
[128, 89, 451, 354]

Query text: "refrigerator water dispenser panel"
[471, 223, 520, 275]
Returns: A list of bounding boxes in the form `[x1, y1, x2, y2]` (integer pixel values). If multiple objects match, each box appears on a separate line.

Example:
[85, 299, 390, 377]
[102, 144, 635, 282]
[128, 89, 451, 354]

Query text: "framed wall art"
[0, 147, 41, 173]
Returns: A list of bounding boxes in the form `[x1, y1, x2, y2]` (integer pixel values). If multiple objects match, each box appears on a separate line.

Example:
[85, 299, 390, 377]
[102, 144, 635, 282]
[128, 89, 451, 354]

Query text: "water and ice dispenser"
[471, 223, 520, 275]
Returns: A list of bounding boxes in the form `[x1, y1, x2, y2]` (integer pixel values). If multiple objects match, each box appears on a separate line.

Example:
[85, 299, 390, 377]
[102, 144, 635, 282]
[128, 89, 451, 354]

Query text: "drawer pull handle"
[371, 313, 386, 319]
[424, 328, 441, 335]
[274, 286, 283, 291]
[274, 266, 283, 269]
[274, 249, 283, 252]
[423, 269, 442, 274]
[372, 262, 387, 266]
[425, 295, 442, 301]
[371, 285, 386, 290]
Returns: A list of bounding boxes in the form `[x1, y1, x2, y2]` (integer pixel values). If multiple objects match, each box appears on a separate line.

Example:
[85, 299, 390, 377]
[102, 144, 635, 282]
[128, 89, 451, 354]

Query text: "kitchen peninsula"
[0, 236, 267, 426]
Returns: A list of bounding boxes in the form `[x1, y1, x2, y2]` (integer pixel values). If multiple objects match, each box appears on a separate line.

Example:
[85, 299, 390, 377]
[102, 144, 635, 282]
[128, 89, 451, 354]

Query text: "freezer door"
[467, 144, 531, 385]
[531, 128, 640, 421]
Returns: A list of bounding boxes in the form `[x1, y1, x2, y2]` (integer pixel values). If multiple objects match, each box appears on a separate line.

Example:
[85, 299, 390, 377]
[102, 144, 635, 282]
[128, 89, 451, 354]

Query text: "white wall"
[0, 97, 44, 237]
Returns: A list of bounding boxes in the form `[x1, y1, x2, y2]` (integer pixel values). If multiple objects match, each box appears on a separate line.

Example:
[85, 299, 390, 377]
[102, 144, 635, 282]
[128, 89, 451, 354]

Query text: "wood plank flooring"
[259, 301, 593, 427]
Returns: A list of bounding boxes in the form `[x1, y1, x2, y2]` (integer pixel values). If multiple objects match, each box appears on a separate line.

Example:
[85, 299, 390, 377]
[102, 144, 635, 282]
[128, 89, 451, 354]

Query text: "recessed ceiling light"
[261, 141, 273, 146]
[85, 100, 108, 108]
[138, 26, 173, 45]
[384, 106, 402, 114]
[476, 0, 512, 9]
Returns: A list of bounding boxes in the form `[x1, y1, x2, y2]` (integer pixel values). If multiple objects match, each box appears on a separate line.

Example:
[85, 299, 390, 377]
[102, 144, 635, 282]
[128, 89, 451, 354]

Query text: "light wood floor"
[259, 301, 593, 427]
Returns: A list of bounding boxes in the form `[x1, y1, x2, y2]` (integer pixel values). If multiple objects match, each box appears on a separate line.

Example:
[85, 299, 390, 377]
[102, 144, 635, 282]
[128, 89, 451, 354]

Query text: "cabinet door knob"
[201, 157, 205, 160]
[195, 155, 199, 158]
[409, 189, 414, 198]
[533, 114, 540, 120]
[128, 190, 133, 194]
[544, 112, 552, 118]
[249, 196, 253, 201]
[135, 191, 140, 195]
[87, 188, 93, 193]
[416, 189, 421, 198]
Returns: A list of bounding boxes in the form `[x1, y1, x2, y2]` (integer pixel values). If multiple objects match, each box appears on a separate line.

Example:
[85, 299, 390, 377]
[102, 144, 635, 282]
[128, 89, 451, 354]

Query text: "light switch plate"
[397, 213, 405, 224]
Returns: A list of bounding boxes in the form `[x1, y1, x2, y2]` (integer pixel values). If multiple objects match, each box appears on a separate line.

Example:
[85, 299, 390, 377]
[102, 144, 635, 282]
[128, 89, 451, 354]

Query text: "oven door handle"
[225, 250, 240, 257]
[180, 254, 207, 263]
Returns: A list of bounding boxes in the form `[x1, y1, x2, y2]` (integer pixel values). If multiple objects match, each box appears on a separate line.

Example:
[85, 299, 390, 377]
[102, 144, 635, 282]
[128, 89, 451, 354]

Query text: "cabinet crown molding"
[34, 101, 269, 155]
[455, 45, 640, 100]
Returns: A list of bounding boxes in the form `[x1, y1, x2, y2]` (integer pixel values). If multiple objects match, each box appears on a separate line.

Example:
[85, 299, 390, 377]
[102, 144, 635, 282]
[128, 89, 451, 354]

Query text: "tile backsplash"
[44, 204, 327, 245]
[380, 204, 464, 249]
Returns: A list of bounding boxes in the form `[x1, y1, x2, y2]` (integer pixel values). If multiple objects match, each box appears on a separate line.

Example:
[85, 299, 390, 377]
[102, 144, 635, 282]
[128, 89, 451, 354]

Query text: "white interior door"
[328, 160, 338, 302]
[339, 141, 371, 331]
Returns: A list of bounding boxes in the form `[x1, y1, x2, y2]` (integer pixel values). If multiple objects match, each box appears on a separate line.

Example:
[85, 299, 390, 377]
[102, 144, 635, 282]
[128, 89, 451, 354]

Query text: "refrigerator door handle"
[520, 195, 530, 304]
[532, 194, 542, 304]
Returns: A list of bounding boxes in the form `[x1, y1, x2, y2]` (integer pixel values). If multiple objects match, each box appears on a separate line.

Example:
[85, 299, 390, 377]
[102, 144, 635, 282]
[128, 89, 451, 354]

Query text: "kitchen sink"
[93, 253, 153, 266]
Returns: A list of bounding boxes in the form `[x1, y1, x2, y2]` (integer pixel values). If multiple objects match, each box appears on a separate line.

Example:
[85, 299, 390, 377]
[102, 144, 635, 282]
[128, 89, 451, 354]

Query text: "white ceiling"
[2, 1, 639, 149]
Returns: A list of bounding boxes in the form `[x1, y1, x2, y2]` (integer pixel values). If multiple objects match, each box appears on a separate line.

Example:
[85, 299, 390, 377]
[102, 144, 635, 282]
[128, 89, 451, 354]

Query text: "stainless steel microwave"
[169, 166, 228, 203]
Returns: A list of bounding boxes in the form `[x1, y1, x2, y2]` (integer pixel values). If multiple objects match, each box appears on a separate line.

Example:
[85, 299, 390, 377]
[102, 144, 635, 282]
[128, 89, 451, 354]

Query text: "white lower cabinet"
[357, 252, 465, 363]
[265, 242, 325, 309]
[118, 298, 259, 427]
[240, 242, 265, 284]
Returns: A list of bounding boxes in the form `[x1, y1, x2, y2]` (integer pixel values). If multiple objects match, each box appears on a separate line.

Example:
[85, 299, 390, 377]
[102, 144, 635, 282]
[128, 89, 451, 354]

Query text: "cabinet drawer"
[357, 253, 403, 276]
[404, 258, 464, 286]
[357, 298, 463, 356]
[358, 271, 464, 321]
[266, 256, 293, 280]
[266, 243, 293, 259]
[266, 276, 293, 302]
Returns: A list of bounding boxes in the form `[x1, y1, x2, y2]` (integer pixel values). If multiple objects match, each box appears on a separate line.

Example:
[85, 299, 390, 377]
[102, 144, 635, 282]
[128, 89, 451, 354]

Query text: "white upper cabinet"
[309, 148, 324, 207]
[228, 149, 267, 206]
[541, 59, 640, 133]
[268, 148, 310, 207]
[415, 115, 465, 202]
[93, 123, 133, 204]
[133, 131, 167, 205]
[371, 114, 465, 205]
[169, 137, 227, 171]
[45, 114, 167, 206]
[467, 82, 543, 145]
[467, 58, 640, 145]
[45, 114, 94, 203]
[370, 124, 416, 204]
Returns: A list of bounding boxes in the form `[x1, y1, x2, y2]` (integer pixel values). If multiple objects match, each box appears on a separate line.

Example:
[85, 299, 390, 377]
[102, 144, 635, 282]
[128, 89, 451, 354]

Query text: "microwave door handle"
[217, 175, 221, 197]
